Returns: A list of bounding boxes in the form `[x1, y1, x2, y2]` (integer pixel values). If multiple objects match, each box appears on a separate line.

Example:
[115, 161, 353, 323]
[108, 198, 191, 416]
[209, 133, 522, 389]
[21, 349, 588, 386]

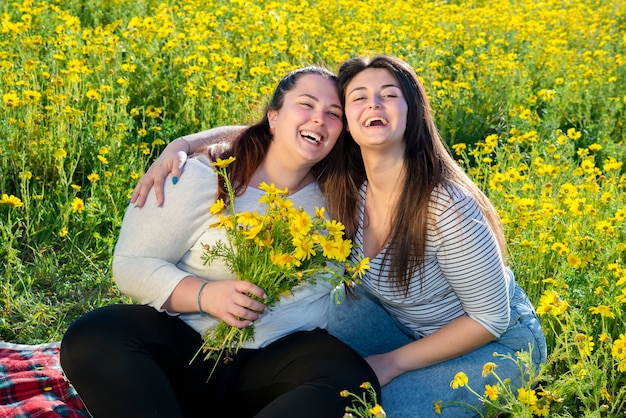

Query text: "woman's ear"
[267, 109, 277, 129]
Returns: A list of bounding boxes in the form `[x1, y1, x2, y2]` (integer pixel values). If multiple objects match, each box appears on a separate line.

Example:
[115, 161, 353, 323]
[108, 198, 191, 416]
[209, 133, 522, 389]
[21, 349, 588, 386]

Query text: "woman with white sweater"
[60, 66, 379, 418]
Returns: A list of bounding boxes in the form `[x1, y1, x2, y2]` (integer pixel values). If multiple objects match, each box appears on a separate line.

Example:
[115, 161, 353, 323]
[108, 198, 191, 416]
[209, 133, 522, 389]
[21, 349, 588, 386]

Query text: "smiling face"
[267, 73, 344, 168]
[343, 68, 408, 153]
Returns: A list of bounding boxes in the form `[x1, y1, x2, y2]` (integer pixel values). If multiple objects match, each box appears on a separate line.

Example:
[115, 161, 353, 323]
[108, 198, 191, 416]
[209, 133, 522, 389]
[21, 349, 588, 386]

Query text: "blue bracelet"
[197, 282, 209, 315]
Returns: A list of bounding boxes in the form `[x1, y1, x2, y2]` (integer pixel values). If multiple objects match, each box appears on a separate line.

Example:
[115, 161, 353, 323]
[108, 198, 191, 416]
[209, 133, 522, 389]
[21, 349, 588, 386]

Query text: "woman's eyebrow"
[347, 84, 400, 96]
[299, 93, 343, 110]
[346, 86, 366, 96]
[298, 93, 319, 101]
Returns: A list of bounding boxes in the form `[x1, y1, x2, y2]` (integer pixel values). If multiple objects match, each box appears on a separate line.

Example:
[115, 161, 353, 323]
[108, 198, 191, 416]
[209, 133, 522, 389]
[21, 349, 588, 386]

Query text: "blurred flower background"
[1, 0, 624, 415]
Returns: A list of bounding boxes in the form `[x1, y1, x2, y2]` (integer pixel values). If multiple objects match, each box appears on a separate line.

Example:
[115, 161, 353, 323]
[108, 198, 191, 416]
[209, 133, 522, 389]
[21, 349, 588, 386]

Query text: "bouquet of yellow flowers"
[199, 157, 369, 366]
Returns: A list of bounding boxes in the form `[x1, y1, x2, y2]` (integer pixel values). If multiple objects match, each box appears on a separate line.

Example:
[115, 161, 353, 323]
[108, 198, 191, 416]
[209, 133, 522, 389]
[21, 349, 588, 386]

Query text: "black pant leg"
[231, 329, 381, 418]
[60, 304, 216, 418]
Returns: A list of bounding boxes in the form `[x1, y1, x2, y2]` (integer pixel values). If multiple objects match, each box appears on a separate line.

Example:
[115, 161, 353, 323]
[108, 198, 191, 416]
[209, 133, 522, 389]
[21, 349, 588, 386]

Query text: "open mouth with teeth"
[365, 117, 389, 127]
[300, 130, 323, 144]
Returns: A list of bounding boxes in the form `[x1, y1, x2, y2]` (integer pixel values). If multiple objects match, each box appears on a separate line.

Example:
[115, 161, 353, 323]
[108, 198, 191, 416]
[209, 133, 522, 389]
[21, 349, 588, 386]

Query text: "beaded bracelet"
[197, 281, 209, 315]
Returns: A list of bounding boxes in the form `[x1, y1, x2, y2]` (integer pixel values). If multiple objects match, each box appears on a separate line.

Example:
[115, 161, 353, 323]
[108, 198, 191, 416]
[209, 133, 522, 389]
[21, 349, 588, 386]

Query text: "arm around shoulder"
[179, 125, 248, 154]
[114, 159, 218, 308]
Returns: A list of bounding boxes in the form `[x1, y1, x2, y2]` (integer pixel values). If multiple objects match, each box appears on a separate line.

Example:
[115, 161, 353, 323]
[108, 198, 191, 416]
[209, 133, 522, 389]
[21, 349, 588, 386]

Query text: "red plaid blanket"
[0, 342, 90, 418]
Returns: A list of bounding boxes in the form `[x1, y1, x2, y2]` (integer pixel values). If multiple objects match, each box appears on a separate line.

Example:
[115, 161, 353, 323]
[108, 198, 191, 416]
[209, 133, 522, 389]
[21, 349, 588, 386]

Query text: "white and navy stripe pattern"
[352, 181, 514, 339]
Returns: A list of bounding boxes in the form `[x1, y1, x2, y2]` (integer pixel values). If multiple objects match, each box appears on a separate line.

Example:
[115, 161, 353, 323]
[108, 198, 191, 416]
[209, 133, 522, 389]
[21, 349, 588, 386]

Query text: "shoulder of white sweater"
[159, 156, 217, 207]
[116, 156, 217, 238]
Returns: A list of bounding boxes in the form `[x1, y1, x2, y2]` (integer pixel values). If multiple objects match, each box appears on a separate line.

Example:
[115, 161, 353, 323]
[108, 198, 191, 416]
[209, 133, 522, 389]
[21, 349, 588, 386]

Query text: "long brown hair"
[323, 55, 507, 294]
[214, 66, 341, 202]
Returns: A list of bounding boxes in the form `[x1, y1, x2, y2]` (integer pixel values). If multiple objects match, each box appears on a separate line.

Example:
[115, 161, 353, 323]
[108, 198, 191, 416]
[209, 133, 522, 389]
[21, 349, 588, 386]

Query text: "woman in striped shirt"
[322, 55, 547, 417]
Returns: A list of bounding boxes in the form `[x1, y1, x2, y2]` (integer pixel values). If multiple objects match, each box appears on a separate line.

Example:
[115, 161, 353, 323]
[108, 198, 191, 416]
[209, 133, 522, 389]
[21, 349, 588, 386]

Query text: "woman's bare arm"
[131, 126, 247, 207]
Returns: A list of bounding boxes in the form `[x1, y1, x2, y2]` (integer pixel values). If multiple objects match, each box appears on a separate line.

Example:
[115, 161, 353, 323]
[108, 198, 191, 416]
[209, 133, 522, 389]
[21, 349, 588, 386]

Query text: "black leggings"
[60, 304, 380, 418]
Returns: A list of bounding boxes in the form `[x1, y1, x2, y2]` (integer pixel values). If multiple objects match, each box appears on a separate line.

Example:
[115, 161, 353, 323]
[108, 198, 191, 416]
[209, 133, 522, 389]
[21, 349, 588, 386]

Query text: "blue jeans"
[328, 284, 547, 418]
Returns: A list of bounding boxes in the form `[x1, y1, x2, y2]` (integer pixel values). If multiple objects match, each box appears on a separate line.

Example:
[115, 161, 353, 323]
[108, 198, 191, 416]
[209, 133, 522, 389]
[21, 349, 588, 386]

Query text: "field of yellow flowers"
[1, 0, 624, 416]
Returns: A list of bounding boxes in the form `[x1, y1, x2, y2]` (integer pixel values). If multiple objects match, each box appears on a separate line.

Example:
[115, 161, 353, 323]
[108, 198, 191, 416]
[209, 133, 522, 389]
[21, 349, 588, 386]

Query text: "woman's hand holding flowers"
[199, 280, 267, 328]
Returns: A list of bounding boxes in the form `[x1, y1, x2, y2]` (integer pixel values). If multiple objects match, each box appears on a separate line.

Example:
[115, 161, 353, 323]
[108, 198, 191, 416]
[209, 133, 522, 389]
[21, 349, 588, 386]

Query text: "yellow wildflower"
[348, 257, 370, 280]
[536, 290, 569, 316]
[517, 387, 538, 406]
[85, 89, 100, 100]
[289, 211, 312, 237]
[551, 242, 569, 256]
[1, 194, 23, 207]
[567, 253, 582, 268]
[589, 305, 615, 319]
[71, 197, 85, 213]
[325, 219, 346, 237]
[242, 224, 263, 240]
[611, 334, 626, 372]
[3, 91, 20, 107]
[530, 402, 551, 417]
[603, 156, 623, 172]
[559, 182, 578, 197]
[145, 105, 162, 118]
[369, 404, 386, 417]
[319, 238, 336, 260]
[601, 384, 613, 402]
[258, 181, 287, 196]
[292, 236, 316, 260]
[212, 156, 236, 169]
[210, 214, 235, 230]
[237, 211, 261, 226]
[270, 252, 296, 268]
[450, 372, 468, 389]
[23, 90, 41, 103]
[216, 78, 231, 92]
[484, 384, 499, 401]
[574, 334, 594, 357]
[481, 362, 497, 377]
[433, 400, 442, 415]
[333, 238, 352, 262]
[451, 143, 466, 155]
[210, 199, 226, 215]
[566, 128, 581, 139]
[274, 197, 294, 211]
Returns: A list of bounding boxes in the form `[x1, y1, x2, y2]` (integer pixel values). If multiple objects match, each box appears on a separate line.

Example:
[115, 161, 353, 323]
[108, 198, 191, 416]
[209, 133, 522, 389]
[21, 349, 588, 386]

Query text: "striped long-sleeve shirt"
[353, 181, 515, 339]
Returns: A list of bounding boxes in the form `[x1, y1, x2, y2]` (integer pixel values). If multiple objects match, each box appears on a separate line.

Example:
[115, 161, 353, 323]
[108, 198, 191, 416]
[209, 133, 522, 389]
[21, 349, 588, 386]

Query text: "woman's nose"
[368, 96, 382, 109]
[312, 108, 325, 124]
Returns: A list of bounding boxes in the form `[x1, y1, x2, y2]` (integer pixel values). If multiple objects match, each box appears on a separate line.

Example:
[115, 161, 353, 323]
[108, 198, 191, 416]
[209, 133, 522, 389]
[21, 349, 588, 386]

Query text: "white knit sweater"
[112, 156, 332, 349]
